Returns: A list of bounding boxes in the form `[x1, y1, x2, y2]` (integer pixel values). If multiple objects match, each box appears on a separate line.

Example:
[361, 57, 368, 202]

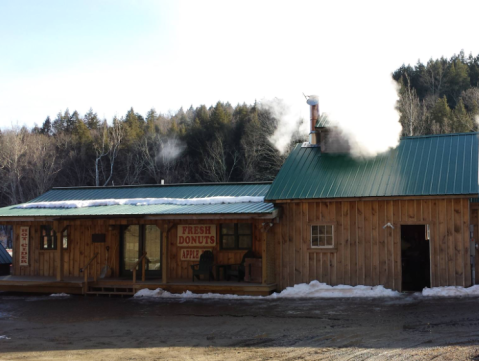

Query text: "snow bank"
[422, 285, 479, 297]
[16, 196, 265, 209]
[0, 335, 11, 340]
[134, 288, 252, 299]
[269, 281, 400, 298]
[50, 293, 70, 297]
[134, 281, 400, 300]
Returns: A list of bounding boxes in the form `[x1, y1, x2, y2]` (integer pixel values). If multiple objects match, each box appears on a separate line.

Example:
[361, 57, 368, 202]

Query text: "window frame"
[220, 223, 253, 250]
[62, 227, 69, 250]
[310, 224, 334, 249]
[40, 225, 57, 250]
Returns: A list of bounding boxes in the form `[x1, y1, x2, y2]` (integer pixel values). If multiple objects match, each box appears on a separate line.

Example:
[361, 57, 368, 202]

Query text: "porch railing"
[80, 252, 99, 294]
[131, 252, 149, 284]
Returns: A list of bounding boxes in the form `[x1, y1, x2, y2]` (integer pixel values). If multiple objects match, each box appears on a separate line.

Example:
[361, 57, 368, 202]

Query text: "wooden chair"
[226, 250, 255, 282]
[191, 251, 215, 282]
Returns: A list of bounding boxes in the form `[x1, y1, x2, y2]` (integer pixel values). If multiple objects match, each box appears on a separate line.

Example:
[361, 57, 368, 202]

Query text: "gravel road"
[1, 292, 479, 360]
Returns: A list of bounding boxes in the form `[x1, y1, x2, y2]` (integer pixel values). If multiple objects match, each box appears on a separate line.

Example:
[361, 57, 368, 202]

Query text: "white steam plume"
[260, 98, 308, 154]
[319, 77, 402, 157]
[263, 74, 402, 157]
[157, 137, 185, 163]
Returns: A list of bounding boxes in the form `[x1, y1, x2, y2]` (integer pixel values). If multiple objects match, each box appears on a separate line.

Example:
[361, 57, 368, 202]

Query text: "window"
[311, 225, 334, 248]
[220, 223, 252, 250]
[62, 228, 68, 249]
[40, 225, 57, 250]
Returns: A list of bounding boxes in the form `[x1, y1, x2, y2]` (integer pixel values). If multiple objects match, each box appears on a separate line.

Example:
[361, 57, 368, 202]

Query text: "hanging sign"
[180, 249, 208, 261]
[19, 226, 29, 266]
[177, 225, 216, 247]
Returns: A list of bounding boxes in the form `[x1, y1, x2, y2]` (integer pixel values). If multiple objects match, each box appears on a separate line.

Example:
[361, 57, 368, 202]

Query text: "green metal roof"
[30, 182, 271, 202]
[265, 133, 479, 200]
[0, 183, 276, 218]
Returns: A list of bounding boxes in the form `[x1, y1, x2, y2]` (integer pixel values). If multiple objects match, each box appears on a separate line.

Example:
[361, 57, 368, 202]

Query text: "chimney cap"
[306, 95, 319, 106]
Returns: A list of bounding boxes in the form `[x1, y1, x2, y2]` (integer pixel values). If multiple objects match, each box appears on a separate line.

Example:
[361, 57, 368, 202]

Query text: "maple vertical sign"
[177, 225, 216, 246]
[19, 226, 29, 266]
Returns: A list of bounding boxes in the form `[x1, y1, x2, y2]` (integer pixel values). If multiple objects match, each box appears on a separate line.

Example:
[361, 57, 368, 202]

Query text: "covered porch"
[0, 275, 277, 296]
[0, 183, 280, 296]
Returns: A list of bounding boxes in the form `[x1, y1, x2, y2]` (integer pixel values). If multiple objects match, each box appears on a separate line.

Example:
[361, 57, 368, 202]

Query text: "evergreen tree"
[446, 60, 470, 107]
[430, 96, 452, 133]
[40, 117, 53, 136]
[124, 107, 144, 143]
[452, 99, 474, 133]
[84, 108, 100, 130]
[145, 109, 158, 134]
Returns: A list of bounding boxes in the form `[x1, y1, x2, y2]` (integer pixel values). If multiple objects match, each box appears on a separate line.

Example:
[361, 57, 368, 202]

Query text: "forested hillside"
[0, 50, 478, 207]
[394, 50, 479, 136]
[0, 103, 297, 206]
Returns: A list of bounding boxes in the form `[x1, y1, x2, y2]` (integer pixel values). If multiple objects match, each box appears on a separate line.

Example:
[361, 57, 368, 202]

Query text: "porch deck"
[0, 275, 277, 296]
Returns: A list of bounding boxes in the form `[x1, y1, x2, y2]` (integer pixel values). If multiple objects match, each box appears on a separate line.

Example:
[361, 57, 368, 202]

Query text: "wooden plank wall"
[274, 198, 472, 291]
[13, 221, 118, 278]
[167, 219, 264, 281]
[470, 205, 479, 283]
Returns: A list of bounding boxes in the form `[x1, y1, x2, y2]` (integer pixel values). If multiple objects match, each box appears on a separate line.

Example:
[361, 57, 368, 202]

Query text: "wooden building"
[0, 104, 478, 295]
[0, 183, 278, 295]
[265, 127, 479, 292]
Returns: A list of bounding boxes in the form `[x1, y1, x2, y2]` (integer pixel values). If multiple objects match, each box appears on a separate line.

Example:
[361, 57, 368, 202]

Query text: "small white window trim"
[310, 224, 334, 248]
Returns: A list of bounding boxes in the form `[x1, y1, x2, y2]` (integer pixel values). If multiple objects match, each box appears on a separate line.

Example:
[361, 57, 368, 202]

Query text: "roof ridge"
[400, 132, 479, 140]
[51, 181, 272, 191]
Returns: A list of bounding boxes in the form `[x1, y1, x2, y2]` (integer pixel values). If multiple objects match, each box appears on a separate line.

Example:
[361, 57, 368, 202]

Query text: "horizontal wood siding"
[275, 198, 472, 291]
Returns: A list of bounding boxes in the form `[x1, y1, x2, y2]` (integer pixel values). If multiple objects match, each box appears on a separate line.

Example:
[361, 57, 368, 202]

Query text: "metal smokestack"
[306, 95, 319, 144]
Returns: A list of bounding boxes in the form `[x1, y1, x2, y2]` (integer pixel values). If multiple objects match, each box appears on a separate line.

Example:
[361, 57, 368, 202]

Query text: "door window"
[121, 225, 161, 277]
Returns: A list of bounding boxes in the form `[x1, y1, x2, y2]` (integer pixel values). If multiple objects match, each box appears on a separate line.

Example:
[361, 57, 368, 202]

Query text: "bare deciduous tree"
[199, 136, 239, 182]
[140, 134, 186, 184]
[0, 128, 28, 204]
[94, 119, 123, 186]
[27, 134, 62, 197]
[398, 74, 423, 136]
[241, 118, 283, 181]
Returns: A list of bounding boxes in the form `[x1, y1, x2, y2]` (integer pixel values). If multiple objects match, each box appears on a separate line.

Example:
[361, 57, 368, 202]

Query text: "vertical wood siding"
[274, 198, 472, 291]
[167, 219, 264, 281]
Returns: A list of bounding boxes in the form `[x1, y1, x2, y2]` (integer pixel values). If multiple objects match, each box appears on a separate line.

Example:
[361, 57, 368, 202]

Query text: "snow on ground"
[134, 280, 401, 300]
[16, 196, 264, 209]
[270, 281, 400, 298]
[421, 285, 479, 297]
[50, 293, 70, 297]
[0, 336, 11, 340]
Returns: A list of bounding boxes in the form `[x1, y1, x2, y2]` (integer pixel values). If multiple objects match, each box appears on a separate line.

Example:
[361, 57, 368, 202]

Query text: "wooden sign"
[180, 249, 208, 261]
[177, 225, 216, 247]
[19, 226, 29, 266]
[92, 234, 106, 243]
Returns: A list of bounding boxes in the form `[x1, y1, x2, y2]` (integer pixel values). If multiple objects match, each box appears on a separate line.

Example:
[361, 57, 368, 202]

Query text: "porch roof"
[0, 182, 277, 218]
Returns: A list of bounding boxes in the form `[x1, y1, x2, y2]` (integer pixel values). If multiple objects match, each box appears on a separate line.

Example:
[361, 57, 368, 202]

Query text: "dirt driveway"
[1, 292, 479, 360]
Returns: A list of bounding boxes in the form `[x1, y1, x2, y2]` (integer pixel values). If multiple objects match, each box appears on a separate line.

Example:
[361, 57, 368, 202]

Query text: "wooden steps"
[87, 284, 134, 297]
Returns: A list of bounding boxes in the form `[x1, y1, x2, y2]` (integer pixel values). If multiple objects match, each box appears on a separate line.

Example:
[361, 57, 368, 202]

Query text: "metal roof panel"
[265, 133, 479, 200]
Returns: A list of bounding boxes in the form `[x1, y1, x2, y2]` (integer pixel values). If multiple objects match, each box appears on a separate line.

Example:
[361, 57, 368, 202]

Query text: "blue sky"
[1, 0, 479, 154]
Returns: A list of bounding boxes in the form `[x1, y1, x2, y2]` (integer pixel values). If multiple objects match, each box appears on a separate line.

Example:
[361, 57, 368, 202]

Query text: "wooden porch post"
[162, 226, 168, 284]
[54, 221, 63, 281]
[262, 230, 267, 285]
